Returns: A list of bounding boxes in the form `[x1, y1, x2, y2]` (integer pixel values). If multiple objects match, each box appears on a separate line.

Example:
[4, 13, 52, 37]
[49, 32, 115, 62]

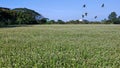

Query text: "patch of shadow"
[0, 25, 34, 28]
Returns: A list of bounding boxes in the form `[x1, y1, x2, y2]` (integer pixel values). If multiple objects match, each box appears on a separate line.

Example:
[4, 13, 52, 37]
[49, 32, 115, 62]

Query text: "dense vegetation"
[0, 7, 47, 26]
[0, 25, 120, 67]
[47, 11, 120, 24]
[0, 7, 120, 27]
[1, 7, 120, 26]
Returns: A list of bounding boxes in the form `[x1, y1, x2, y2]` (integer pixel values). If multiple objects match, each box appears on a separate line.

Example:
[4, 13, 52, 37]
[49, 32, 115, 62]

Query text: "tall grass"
[0, 24, 120, 68]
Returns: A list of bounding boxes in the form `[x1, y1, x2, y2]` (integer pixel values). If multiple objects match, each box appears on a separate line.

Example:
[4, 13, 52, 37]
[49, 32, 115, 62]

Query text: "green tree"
[39, 18, 48, 24]
[0, 7, 46, 26]
[108, 12, 118, 24]
[0, 7, 15, 26]
[47, 20, 56, 24]
[57, 20, 65, 24]
[117, 16, 120, 24]
[13, 8, 43, 24]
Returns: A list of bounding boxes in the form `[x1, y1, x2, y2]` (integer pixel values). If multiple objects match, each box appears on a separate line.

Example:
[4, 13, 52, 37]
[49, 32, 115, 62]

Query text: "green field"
[0, 25, 120, 68]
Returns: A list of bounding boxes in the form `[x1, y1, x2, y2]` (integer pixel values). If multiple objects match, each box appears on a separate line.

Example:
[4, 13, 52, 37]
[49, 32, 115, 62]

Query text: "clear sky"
[0, 0, 120, 21]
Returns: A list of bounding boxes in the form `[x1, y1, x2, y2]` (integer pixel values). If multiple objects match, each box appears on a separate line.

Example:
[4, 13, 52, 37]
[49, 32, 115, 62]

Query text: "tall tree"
[13, 8, 43, 21]
[108, 12, 117, 24]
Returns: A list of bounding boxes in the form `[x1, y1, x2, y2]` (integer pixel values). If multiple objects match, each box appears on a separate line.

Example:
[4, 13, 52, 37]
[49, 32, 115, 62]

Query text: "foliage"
[66, 20, 81, 24]
[47, 20, 56, 24]
[56, 20, 65, 24]
[108, 12, 117, 23]
[38, 18, 49, 24]
[108, 12, 120, 24]
[0, 9, 15, 25]
[13, 8, 43, 21]
[1, 7, 120, 26]
[0, 7, 46, 26]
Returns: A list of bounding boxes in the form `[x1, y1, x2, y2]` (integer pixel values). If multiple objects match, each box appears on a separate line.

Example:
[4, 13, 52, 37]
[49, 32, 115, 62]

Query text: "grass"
[0, 24, 120, 68]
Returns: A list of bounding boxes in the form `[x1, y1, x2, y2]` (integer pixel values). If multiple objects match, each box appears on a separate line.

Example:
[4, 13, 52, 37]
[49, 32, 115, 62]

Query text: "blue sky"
[0, 0, 120, 21]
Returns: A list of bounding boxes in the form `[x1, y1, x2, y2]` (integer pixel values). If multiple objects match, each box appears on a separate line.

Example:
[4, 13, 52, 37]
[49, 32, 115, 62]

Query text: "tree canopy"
[0, 7, 47, 26]
[108, 12, 120, 24]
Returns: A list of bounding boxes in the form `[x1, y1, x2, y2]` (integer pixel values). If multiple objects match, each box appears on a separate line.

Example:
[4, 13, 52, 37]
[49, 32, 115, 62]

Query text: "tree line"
[47, 12, 120, 24]
[0, 7, 120, 27]
[102, 12, 120, 24]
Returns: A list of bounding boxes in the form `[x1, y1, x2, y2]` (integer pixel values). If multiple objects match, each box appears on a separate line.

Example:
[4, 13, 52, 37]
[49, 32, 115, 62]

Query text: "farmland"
[0, 25, 120, 68]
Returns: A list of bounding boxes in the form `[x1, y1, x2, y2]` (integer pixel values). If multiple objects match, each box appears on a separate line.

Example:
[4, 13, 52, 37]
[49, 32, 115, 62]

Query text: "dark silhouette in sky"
[82, 15, 84, 18]
[83, 4, 86, 8]
[101, 4, 104, 7]
[85, 12, 88, 16]
[94, 16, 97, 19]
